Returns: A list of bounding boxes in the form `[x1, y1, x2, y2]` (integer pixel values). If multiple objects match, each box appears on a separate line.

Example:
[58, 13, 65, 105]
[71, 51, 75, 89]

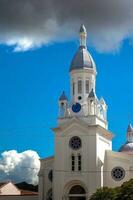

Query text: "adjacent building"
[0, 181, 38, 200]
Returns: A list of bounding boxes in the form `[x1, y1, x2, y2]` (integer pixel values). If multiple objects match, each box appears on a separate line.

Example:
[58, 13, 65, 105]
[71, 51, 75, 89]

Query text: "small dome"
[119, 123, 133, 154]
[59, 91, 68, 101]
[119, 142, 133, 154]
[70, 25, 96, 72]
[70, 47, 96, 72]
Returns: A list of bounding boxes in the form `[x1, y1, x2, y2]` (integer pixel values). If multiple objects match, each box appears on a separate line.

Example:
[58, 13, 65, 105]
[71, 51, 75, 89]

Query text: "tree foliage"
[90, 179, 133, 200]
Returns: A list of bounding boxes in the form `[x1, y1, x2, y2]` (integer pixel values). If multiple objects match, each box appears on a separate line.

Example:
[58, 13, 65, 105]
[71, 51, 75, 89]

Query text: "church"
[38, 25, 133, 200]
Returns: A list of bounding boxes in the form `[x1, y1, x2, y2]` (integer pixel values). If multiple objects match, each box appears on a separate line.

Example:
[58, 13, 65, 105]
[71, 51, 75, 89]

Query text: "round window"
[69, 136, 81, 150]
[111, 167, 125, 181]
[48, 170, 53, 182]
[78, 96, 82, 100]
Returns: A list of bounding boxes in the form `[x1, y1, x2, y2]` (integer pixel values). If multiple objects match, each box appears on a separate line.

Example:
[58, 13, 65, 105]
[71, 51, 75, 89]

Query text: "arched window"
[86, 80, 89, 93]
[71, 154, 75, 171]
[78, 154, 82, 171]
[69, 185, 86, 200]
[69, 185, 86, 194]
[78, 80, 82, 94]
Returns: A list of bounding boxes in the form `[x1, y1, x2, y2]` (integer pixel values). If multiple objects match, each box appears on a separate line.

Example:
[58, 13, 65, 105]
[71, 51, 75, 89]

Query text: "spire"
[79, 24, 87, 48]
[127, 123, 133, 132]
[127, 123, 133, 143]
[88, 88, 96, 99]
[59, 91, 68, 101]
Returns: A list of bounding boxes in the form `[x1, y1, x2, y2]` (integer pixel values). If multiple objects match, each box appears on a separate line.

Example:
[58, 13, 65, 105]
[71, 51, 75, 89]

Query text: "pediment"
[52, 117, 94, 137]
[52, 117, 114, 139]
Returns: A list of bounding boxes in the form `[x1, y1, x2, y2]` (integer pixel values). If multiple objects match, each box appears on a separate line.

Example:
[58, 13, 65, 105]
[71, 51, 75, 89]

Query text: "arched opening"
[68, 185, 86, 200]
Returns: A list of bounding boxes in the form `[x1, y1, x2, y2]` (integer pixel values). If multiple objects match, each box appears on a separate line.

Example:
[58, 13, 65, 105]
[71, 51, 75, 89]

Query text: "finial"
[79, 24, 87, 34]
[79, 24, 87, 48]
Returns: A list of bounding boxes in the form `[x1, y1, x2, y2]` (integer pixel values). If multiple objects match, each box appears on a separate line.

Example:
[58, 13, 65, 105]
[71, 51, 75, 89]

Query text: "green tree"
[90, 179, 133, 200]
[116, 179, 133, 200]
[90, 187, 117, 200]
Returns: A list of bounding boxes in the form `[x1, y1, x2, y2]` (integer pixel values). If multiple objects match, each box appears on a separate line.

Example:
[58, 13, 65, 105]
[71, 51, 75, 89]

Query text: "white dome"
[70, 47, 96, 72]
[119, 142, 133, 154]
[70, 25, 96, 72]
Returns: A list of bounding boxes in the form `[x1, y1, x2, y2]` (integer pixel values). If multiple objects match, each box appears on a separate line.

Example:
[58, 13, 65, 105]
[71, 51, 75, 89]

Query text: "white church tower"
[38, 25, 114, 200]
[58, 25, 107, 129]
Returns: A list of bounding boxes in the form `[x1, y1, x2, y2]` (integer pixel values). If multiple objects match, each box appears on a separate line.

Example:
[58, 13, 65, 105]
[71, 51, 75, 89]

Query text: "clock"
[72, 103, 81, 113]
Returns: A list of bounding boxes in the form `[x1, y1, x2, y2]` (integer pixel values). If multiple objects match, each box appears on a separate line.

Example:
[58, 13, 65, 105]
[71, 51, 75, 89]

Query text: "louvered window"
[73, 82, 75, 95]
[78, 80, 82, 94]
[86, 80, 89, 93]
[78, 154, 82, 171]
[71, 155, 75, 171]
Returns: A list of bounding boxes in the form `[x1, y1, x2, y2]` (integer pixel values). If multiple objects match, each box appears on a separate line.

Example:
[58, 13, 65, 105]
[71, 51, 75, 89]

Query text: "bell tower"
[58, 25, 108, 129]
[54, 25, 113, 198]
[70, 24, 97, 105]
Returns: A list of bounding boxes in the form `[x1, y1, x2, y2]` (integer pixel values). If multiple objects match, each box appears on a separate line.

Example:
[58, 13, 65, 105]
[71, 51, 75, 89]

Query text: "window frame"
[73, 82, 75, 95]
[71, 154, 75, 171]
[71, 153, 82, 172]
[78, 154, 82, 171]
[86, 79, 89, 94]
[78, 79, 82, 94]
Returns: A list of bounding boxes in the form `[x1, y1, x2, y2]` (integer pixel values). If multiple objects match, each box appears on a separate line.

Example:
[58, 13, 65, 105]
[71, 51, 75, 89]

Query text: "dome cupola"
[70, 25, 96, 72]
[119, 124, 133, 154]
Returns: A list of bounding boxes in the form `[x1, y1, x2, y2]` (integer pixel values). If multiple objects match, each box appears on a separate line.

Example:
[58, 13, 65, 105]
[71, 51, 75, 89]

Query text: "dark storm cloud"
[0, 0, 133, 51]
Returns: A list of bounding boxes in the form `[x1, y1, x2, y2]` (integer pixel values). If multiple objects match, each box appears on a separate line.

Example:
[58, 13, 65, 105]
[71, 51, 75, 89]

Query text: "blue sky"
[0, 38, 133, 158]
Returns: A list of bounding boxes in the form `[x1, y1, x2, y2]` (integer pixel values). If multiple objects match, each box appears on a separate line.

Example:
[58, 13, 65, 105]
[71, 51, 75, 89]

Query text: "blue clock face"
[72, 103, 81, 113]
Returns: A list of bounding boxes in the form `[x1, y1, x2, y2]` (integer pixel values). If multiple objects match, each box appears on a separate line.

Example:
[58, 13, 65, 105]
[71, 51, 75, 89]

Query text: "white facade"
[38, 25, 133, 200]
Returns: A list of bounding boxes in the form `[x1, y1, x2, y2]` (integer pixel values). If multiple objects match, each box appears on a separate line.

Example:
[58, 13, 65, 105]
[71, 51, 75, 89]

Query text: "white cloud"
[0, 150, 40, 185]
[6, 38, 35, 52]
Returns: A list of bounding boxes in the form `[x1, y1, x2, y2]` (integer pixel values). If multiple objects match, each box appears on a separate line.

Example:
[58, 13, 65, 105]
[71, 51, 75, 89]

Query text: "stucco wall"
[104, 150, 133, 188]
